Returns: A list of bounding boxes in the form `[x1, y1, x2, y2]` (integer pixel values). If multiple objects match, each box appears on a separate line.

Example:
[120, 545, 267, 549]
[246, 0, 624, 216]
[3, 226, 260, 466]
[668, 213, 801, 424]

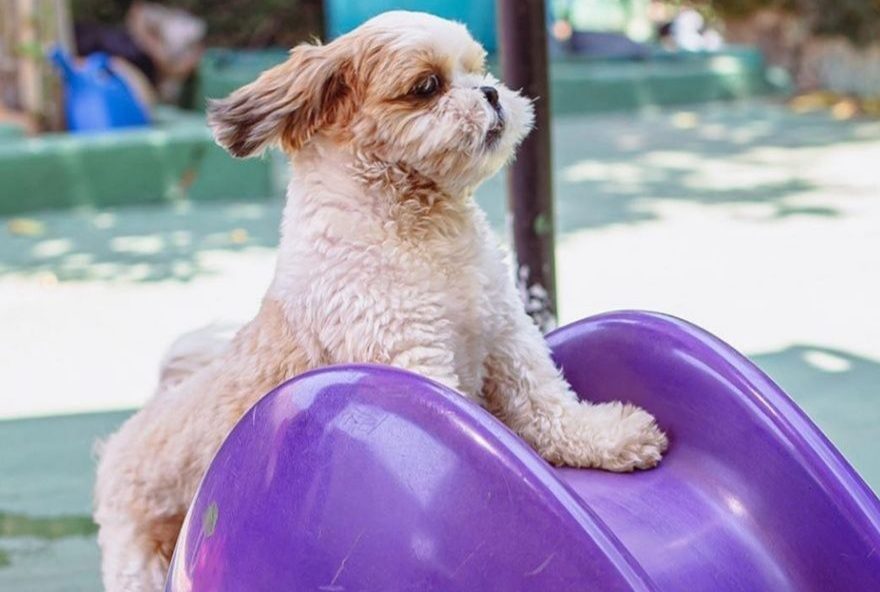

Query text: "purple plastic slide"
[166, 311, 880, 591]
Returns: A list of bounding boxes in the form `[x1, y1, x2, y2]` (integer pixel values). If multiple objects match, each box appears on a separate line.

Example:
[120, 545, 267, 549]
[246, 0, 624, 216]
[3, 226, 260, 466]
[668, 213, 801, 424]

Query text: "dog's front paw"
[594, 403, 668, 471]
[552, 401, 668, 471]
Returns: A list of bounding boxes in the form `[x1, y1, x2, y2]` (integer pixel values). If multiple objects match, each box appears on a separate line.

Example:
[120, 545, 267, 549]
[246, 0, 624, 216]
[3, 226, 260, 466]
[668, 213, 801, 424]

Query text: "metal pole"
[497, 0, 557, 332]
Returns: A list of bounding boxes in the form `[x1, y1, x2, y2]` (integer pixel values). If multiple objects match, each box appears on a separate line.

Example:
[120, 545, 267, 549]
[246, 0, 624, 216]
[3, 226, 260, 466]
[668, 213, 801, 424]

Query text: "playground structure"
[166, 312, 880, 591]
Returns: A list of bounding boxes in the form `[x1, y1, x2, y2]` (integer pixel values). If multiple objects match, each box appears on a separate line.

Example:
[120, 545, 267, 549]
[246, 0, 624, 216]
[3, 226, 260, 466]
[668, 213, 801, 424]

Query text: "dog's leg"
[96, 518, 175, 592]
[482, 302, 667, 471]
[95, 433, 184, 592]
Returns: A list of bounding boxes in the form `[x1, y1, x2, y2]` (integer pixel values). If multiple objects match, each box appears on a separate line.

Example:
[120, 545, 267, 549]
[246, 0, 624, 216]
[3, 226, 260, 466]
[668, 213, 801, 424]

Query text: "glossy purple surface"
[167, 312, 880, 591]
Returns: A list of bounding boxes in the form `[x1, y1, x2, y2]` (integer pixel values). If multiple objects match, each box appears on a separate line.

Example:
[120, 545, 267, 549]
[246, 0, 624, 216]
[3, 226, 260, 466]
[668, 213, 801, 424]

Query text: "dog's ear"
[208, 43, 351, 158]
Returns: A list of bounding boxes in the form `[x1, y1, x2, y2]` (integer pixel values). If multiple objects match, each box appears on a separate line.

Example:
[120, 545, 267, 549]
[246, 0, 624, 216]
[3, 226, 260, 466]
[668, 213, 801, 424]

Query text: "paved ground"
[2, 100, 879, 589]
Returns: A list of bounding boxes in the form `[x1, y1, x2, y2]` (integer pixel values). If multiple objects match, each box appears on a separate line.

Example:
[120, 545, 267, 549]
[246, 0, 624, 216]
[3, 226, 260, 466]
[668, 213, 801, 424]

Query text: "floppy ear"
[207, 43, 351, 158]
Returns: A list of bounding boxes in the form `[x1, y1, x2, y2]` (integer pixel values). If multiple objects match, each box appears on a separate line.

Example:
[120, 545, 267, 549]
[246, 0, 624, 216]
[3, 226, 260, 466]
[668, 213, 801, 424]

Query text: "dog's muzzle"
[485, 110, 505, 148]
[480, 85, 505, 149]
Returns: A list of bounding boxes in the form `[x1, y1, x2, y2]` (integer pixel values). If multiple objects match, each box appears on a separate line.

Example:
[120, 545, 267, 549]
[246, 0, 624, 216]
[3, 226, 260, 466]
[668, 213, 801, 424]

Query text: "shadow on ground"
[1, 199, 284, 282]
[549, 101, 878, 232]
[753, 344, 880, 491]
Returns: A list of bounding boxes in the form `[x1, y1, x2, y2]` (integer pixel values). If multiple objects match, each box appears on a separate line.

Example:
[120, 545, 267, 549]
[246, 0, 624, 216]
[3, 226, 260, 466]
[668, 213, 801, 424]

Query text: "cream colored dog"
[94, 11, 667, 591]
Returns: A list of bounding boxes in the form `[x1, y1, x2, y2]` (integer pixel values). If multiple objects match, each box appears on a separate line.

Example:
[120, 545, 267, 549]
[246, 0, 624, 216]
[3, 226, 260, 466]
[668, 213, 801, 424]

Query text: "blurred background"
[1, 0, 879, 588]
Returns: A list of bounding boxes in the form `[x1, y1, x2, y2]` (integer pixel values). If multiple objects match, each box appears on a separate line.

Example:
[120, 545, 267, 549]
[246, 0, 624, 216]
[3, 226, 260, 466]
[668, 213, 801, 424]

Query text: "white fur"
[95, 12, 667, 591]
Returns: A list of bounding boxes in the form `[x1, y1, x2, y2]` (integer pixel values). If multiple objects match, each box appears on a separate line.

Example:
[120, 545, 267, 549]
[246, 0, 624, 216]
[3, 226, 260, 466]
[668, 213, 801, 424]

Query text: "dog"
[94, 11, 667, 591]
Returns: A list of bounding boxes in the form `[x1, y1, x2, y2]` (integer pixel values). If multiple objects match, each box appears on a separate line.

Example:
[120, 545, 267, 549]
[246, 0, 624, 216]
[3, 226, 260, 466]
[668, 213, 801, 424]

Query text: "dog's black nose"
[480, 86, 500, 110]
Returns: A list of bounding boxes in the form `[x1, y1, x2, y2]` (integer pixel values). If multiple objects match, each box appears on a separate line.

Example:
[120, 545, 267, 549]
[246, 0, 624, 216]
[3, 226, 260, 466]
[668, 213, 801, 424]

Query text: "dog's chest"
[425, 242, 504, 395]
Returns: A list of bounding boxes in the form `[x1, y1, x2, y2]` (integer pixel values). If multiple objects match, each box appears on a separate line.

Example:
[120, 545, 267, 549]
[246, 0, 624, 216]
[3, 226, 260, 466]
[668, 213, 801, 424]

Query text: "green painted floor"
[2, 99, 879, 589]
[0, 412, 126, 590]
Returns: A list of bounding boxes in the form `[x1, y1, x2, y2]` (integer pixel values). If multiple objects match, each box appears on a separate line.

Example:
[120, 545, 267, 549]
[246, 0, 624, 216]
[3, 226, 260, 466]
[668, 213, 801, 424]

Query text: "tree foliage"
[708, 0, 880, 45]
[71, 0, 323, 47]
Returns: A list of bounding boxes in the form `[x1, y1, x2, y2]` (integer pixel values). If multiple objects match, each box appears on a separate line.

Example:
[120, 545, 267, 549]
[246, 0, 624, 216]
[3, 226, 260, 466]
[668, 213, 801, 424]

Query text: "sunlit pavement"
[1, 99, 879, 589]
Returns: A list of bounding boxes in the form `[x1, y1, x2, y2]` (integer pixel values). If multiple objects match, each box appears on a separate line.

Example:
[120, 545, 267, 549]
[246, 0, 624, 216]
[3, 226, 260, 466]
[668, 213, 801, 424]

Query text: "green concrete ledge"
[550, 49, 774, 114]
[0, 107, 282, 216]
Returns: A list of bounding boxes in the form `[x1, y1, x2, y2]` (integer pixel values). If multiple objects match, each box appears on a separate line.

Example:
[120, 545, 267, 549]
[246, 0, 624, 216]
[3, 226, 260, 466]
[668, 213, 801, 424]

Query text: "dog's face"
[209, 11, 534, 193]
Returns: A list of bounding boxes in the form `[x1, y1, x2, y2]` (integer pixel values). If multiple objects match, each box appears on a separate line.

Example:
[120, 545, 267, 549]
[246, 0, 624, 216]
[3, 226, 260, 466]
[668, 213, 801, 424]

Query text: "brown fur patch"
[351, 157, 470, 241]
[220, 297, 316, 423]
[147, 513, 185, 564]
[208, 44, 357, 157]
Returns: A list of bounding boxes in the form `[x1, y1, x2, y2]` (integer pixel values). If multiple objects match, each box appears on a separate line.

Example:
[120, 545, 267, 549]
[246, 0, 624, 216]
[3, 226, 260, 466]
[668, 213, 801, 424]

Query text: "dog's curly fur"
[94, 11, 667, 591]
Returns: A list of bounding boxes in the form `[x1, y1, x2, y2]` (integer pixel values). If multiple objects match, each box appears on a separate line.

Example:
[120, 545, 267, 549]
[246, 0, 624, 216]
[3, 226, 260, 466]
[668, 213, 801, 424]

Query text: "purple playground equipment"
[166, 311, 880, 591]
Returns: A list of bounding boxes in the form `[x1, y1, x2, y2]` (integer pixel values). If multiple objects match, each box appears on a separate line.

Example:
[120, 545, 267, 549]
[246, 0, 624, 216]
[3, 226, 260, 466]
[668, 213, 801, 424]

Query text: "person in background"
[126, 1, 205, 103]
[74, 0, 205, 105]
[657, 3, 724, 52]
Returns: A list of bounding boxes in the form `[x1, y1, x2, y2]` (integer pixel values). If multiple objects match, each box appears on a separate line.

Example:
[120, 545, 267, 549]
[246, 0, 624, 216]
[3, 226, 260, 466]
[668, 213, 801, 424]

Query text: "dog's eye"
[411, 74, 441, 98]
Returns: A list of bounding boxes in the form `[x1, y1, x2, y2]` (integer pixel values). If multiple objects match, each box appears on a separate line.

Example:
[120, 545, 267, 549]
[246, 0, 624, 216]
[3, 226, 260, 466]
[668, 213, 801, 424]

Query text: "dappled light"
[544, 102, 879, 232]
[754, 345, 880, 488]
[802, 348, 853, 373]
[1, 199, 283, 282]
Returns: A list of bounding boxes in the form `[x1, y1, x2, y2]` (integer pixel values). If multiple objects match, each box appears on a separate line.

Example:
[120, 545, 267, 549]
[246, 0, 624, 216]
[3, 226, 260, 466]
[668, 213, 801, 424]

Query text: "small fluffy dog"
[95, 11, 667, 591]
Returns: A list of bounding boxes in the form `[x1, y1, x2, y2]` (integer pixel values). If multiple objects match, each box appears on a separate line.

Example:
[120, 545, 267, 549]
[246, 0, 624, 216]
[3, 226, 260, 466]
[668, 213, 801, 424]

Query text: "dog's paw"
[553, 401, 668, 471]
[595, 403, 668, 471]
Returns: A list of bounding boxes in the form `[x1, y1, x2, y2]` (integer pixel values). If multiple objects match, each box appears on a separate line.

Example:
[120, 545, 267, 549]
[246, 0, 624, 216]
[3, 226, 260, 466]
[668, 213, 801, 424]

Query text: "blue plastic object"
[325, 1, 498, 51]
[50, 46, 150, 133]
[167, 311, 880, 591]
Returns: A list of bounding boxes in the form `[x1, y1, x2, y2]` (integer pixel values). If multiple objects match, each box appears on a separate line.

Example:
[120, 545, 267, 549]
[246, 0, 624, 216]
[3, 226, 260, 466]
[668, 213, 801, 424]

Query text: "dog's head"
[208, 11, 534, 193]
